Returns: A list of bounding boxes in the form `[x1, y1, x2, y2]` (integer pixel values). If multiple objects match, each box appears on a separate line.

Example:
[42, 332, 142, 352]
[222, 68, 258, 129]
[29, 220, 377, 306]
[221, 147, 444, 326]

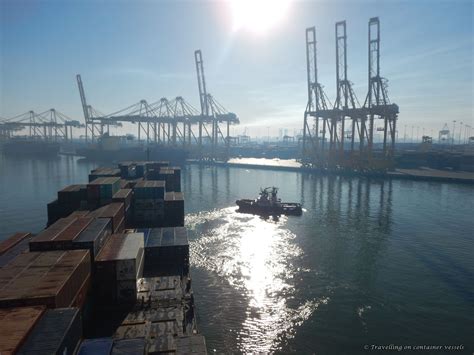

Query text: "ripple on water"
[186, 207, 328, 352]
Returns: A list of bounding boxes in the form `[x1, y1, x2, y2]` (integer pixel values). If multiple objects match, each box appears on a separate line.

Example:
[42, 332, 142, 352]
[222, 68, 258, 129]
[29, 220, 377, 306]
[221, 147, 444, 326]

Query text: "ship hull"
[2, 140, 60, 157]
[77, 145, 189, 164]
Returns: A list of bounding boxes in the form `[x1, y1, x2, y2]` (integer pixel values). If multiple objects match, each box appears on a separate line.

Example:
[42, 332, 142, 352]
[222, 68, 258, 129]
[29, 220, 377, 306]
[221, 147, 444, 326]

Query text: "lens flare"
[228, 0, 292, 35]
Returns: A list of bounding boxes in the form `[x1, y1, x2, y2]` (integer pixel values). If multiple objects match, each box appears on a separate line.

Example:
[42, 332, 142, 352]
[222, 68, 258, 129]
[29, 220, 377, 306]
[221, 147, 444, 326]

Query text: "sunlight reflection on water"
[186, 207, 327, 352]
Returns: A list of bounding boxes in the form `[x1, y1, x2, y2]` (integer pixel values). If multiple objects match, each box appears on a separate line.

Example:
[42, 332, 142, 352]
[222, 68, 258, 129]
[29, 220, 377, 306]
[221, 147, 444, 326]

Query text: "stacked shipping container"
[94, 233, 144, 304]
[0, 161, 207, 354]
[0, 250, 90, 308]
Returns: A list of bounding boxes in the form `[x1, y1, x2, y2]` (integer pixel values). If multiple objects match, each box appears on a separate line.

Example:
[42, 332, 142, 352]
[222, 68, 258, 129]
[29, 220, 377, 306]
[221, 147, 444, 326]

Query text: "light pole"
[458, 122, 463, 144]
[452, 120, 456, 146]
[411, 125, 414, 143]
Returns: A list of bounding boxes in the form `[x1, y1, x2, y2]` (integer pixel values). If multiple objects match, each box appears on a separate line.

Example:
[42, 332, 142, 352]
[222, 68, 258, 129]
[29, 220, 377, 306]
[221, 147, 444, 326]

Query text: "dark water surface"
[1, 155, 473, 354]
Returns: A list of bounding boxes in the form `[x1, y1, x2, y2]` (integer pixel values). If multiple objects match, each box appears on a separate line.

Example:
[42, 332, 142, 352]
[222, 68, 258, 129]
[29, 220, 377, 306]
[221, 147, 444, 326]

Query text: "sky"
[0, 0, 473, 139]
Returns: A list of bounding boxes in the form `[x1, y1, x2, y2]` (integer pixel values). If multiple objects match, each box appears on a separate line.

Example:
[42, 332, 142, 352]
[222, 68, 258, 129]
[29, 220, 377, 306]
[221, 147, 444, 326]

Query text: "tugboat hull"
[236, 199, 302, 216]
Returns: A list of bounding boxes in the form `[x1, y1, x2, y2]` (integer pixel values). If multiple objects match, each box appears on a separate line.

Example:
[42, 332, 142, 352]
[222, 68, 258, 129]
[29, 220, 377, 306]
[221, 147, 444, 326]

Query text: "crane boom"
[76, 74, 90, 122]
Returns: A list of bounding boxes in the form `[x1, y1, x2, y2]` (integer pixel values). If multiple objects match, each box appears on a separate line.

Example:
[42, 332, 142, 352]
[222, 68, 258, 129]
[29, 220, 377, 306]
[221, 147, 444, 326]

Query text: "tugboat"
[236, 187, 302, 216]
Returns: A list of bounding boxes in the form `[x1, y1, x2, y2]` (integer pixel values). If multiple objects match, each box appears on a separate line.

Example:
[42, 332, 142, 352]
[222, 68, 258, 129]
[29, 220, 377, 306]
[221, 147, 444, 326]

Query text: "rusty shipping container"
[0, 250, 91, 308]
[58, 184, 87, 205]
[89, 202, 125, 233]
[30, 217, 93, 251]
[94, 233, 144, 304]
[0, 233, 33, 268]
[71, 218, 113, 262]
[89, 167, 121, 182]
[112, 188, 133, 210]
[0, 232, 32, 256]
[0, 306, 45, 354]
[29, 217, 77, 251]
[17, 308, 82, 355]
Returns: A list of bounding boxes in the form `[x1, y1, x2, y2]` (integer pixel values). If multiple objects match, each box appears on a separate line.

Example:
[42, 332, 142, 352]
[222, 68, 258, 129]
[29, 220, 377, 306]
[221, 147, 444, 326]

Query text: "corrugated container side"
[0, 232, 31, 255]
[163, 192, 185, 227]
[54, 217, 94, 243]
[77, 338, 114, 355]
[112, 188, 133, 210]
[0, 306, 45, 354]
[0, 250, 91, 309]
[95, 233, 143, 305]
[17, 308, 82, 355]
[73, 218, 113, 262]
[112, 338, 146, 355]
[175, 335, 207, 355]
[0, 234, 33, 268]
[71, 264, 91, 306]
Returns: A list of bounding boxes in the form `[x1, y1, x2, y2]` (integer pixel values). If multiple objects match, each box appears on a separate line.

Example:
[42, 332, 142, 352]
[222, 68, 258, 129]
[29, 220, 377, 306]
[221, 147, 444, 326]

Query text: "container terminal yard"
[0, 161, 207, 354]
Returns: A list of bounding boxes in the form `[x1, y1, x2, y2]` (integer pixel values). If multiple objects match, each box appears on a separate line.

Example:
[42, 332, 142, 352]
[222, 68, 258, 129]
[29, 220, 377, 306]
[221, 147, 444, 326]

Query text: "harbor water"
[0, 155, 473, 354]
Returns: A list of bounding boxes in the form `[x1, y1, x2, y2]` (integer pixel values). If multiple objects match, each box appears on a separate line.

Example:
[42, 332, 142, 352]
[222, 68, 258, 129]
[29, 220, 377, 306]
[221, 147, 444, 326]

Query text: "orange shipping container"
[0, 250, 91, 309]
[0, 232, 31, 256]
[0, 306, 46, 354]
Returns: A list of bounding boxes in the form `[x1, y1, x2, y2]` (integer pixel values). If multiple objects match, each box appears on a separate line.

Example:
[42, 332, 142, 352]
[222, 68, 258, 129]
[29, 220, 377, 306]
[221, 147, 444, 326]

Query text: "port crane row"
[1, 50, 239, 153]
[2, 17, 400, 170]
[302, 17, 399, 170]
[0, 109, 83, 141]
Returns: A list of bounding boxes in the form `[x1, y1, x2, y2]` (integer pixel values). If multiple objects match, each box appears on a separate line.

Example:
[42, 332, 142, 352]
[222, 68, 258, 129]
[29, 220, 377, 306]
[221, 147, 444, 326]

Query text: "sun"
[228, 0, 292, 35]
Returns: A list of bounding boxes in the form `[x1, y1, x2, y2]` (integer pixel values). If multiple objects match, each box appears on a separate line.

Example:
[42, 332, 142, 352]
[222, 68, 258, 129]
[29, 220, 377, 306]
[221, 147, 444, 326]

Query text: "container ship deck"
[0, 161, 207, 354]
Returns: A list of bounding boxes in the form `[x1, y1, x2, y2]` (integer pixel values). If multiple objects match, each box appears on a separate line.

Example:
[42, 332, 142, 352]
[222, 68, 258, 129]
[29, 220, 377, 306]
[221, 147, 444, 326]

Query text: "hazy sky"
[1, 0, 473, 138]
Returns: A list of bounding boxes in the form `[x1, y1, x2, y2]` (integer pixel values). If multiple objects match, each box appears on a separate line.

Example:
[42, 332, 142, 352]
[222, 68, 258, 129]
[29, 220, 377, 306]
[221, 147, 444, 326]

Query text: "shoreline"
[186, 160, 474, 185]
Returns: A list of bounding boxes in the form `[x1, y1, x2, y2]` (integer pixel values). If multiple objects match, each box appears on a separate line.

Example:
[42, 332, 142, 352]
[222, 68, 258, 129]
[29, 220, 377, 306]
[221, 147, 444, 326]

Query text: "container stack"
[89, 167, 121, 182]
[0, 250, 91, 308]
[169, 166, 182, 192]
[133, 181, 166, 228]
[94, 232, 144, 305]
[142, 227, 189, 277]
[29, 216, 93, 251]
[16, 308, 82, 355]
[71, 218, 113, 262]
[119, 161, 136, 179]
[86, 177, 121, 208]
[0, 306, 45, 354]
[112, 188, 133, 225]
[47, 184, 88, 225]
[1, 161, 207, 354]
[0, 232, 32, 267]
[164, 192, 185, 227]
[89, 202, 125, 233]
